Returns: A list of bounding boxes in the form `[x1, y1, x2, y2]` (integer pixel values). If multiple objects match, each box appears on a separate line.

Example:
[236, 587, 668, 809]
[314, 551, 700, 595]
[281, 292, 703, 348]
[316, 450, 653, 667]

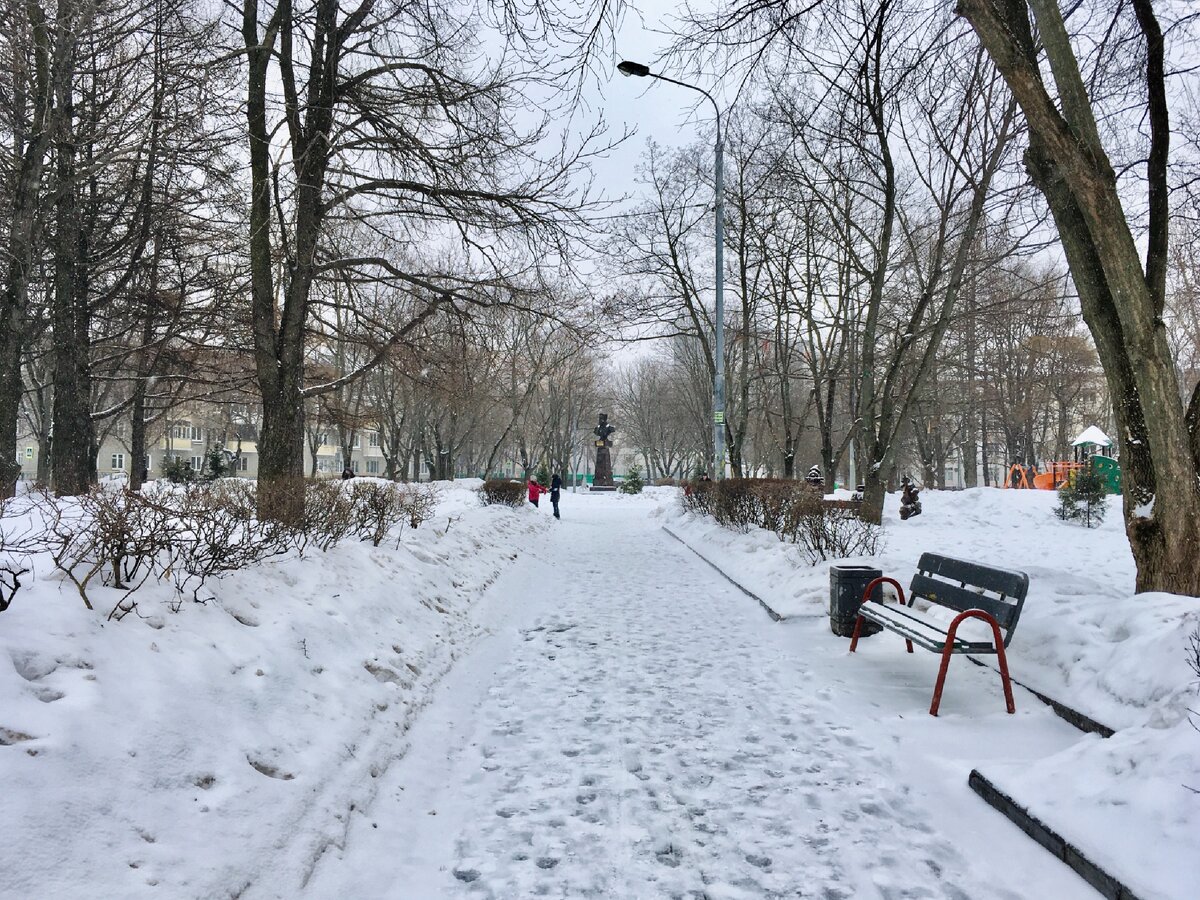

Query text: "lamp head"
[617, 60, 651, 78]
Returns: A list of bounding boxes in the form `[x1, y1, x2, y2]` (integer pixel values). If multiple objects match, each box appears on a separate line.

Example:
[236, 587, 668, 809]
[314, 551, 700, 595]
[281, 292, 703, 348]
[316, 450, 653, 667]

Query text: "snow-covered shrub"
[619, 466, 645, 495]
[478, 479, 524, 507]
[349, 481, 406, 546]
[164, 485, 290, 606]
[0, 500, 46, 613]
[1055, 468, 1108, 528]
[397, 483, 439, 530]
[789, 505, 882, 564]
[299, 479, 358, 552]
[682, 478, 881, 564]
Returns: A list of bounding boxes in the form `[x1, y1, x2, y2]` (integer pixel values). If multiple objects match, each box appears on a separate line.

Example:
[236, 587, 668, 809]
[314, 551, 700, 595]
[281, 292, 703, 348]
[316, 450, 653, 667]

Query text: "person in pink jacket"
[527, 478, 547, 507]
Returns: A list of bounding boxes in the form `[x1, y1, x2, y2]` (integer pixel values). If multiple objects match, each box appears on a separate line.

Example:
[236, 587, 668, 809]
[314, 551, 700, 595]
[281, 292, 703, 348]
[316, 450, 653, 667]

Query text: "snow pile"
[658, 485, 1200, 898]
[0, 480, 543, 898]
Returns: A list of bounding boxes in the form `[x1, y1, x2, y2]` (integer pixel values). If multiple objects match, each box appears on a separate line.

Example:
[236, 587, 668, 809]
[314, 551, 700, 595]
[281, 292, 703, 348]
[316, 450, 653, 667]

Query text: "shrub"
[619, 465, 645, 495]
[398, 483, 439, 530]
[681, 477, 882, 565]
[162, 455, 195, 484]
[479, 479, 525, 508]
[654, 477, 677, 487]
[1055, 468, 1108, 528]
[200, 447, 231, 482]
[299, 479, 358, 552]
[0, 500, 47, 614]
[790, 505, 883, 564]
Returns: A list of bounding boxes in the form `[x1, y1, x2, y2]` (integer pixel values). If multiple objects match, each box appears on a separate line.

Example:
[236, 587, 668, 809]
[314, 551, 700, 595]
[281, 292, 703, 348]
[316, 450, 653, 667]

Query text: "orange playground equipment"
[1002, 426, 1121, 495]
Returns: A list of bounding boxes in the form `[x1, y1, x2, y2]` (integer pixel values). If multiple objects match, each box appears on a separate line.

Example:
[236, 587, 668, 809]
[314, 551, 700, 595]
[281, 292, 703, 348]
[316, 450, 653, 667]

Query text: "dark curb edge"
[662, 526, 784, 621]
[968, 769, 1143, 900]
[962, 657, 1116, 737]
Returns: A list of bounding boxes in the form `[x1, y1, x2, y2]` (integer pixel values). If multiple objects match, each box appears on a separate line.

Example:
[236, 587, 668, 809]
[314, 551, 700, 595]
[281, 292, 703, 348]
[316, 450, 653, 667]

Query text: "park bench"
[849, 553, 1029, 716]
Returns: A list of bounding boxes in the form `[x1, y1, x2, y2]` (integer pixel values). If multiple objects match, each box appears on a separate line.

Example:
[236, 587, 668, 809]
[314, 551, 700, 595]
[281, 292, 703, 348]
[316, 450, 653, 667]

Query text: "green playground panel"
[1090, 455, 1122, 494]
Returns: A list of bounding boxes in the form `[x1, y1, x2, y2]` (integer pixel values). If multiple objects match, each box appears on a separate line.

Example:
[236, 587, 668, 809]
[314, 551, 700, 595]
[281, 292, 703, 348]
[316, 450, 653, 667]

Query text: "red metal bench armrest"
[861, 576, 906, 607]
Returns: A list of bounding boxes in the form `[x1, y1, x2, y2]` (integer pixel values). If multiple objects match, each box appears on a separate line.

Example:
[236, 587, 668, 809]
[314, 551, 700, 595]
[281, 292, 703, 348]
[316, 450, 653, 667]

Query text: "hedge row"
[682, 478, 881, 564]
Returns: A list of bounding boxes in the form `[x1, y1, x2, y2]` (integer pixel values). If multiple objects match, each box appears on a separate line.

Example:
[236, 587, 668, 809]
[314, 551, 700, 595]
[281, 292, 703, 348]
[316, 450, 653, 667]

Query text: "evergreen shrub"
[1055, 468, 1108, 528]
[619, 465, 645, 494]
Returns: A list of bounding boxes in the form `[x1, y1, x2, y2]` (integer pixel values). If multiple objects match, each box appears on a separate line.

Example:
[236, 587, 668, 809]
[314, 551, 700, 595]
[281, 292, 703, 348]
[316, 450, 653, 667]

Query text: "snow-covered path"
[300, 496, 1093, 899]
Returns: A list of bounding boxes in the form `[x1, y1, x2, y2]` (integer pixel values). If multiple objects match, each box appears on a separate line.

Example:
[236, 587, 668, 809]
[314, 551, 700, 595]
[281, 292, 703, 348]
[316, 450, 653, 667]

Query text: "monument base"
[589, 485, 617, 493]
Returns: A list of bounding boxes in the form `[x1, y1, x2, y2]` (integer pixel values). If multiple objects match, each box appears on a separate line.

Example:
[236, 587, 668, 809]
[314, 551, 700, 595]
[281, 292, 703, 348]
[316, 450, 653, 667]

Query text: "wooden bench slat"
[859, 603, 998, 653]
[908, 573, 1019, 629]
[917, 552, 1029, 599]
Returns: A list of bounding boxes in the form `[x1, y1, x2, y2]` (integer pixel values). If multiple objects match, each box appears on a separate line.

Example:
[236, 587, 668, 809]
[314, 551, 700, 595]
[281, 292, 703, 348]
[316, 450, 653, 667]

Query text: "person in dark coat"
[550, 473, 562, 519]
[341, 467, 354, 480]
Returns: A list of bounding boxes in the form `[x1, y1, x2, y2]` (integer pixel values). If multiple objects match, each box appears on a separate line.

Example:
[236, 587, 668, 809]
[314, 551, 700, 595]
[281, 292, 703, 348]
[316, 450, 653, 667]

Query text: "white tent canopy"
[1072, 425, 1113, 447]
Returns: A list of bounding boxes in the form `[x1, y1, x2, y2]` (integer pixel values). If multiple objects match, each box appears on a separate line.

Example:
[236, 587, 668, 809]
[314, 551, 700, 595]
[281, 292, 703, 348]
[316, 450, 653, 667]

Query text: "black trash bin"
[829, 565, 884, 638]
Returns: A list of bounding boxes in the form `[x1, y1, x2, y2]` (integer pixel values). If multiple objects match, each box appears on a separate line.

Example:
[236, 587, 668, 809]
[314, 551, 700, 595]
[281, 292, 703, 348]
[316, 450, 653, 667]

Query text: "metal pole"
[713, 130, 725, 479]
[616, 62, 725, 479]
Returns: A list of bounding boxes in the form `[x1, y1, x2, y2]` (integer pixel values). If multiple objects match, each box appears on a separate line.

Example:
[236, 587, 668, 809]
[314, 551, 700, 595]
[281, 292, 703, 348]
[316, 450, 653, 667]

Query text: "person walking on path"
[528, 478, 547, 508]
[550, 473, 562, 520]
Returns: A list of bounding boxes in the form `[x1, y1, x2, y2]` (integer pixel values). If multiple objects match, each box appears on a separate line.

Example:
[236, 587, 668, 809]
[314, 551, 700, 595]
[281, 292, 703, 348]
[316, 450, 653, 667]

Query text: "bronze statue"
[592, 413, 616, 488]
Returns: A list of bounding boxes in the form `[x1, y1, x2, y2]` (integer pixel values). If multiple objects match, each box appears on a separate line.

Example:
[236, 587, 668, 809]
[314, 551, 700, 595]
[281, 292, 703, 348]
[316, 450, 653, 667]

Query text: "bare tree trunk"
[959, 0, 1200, 594]
[1, 0, 53, 498]
[49, 0, 96, 496]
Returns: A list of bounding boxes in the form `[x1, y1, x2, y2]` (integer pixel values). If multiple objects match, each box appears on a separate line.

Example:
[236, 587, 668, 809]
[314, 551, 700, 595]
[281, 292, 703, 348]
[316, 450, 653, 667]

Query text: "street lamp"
[618, 60, 726, 479]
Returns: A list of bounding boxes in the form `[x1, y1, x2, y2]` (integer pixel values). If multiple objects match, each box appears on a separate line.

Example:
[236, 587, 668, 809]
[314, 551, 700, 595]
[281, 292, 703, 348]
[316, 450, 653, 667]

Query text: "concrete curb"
[968, 770, 1143, 900]
[661, 526, 784, 622]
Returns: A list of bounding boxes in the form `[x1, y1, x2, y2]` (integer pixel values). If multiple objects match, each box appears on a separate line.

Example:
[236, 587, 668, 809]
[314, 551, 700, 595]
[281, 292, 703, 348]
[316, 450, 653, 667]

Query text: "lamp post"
[618, 60, 725, 479]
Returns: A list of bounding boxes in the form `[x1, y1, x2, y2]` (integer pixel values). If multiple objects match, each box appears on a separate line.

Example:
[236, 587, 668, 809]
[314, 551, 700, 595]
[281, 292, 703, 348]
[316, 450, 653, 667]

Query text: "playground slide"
[1032, 472, 1057, 490]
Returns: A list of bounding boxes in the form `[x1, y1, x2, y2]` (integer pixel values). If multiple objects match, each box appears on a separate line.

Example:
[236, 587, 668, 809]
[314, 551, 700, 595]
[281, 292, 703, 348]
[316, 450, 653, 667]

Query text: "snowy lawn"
[0, 480, 545, 898]
[659, 486, 1200, 899]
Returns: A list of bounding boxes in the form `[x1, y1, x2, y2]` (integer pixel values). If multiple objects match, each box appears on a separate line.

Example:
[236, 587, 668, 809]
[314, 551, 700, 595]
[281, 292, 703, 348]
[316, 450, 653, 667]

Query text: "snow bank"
[0, 480, 543, 898]
[657, 485, 1200, 898]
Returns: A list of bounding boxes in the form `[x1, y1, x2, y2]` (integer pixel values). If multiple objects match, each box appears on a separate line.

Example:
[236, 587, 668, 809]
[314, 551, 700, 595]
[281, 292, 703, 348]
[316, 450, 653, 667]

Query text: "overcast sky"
[581, 5, 727, 218]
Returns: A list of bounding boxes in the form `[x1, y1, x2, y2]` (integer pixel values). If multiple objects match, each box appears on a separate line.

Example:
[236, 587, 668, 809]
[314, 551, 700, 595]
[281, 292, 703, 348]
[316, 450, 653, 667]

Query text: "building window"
[190, 456, 204, 471]
[115, 422, 128, 438]
[367, 459, 379, 474]
[351, 460, 360, 473]
[111, 453, 125, 470]
[352, 434, 361, 449]
[314, 432, 327, 447]
[317, 459, 329, 473]
[368, 432, 379, 447]
[239, 456, 249, 472]
[191, 426, 202, 442]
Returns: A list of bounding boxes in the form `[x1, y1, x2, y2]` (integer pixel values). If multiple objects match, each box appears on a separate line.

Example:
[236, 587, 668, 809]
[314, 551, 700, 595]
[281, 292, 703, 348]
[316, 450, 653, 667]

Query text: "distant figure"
[341, 467, 354, 481]
[805, 465, 824, 490]
[900, 476, 922, 520]
[550, 473, 562, 520]
[698, 472, 712, 482]
[528, 478, 547, 508]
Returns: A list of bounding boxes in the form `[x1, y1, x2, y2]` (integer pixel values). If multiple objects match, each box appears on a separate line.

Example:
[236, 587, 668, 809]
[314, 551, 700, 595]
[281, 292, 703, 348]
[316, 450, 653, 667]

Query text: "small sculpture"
[805, 465, 824, 490]
[899, 476, 922, 520]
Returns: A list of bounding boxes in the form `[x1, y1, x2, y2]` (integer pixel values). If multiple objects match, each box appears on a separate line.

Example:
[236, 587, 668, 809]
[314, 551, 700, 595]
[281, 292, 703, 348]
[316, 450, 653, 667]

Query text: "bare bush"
[159, 485, 290, 605]
[350, 481, 408, 546]
[0, 500, 47, 613]
[300, 480, 358, 552]
[479, 479, 525, 507]
[681, 478, 882, 565]
[789, 507, 883, 564]
[398, 484, 439, 531]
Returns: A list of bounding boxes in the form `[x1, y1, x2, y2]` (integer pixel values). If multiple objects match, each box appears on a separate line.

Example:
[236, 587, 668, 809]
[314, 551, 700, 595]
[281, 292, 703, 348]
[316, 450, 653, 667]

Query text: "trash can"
[829, 565, 884, 638]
